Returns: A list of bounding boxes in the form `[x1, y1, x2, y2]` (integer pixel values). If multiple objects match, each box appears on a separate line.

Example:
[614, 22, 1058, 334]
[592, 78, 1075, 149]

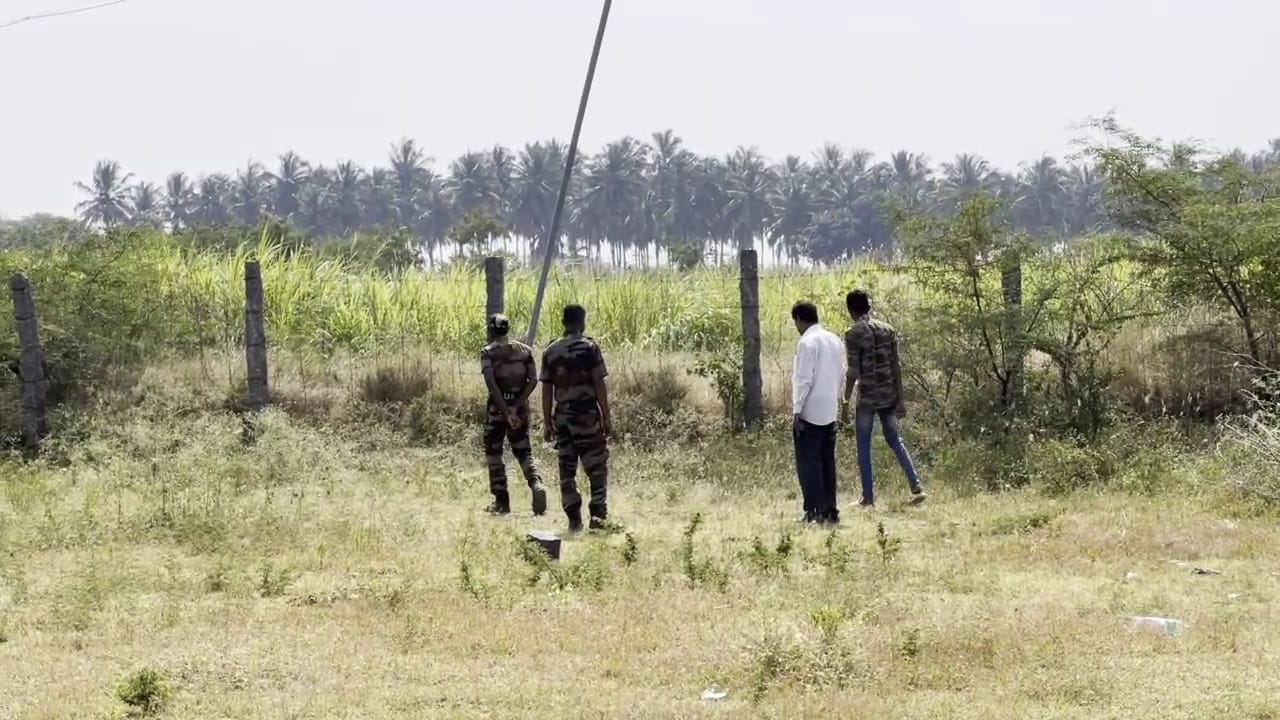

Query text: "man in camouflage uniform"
[842, 289, 927, 508]
[480, 313, 548, 516]
[540, 304, 613, 532]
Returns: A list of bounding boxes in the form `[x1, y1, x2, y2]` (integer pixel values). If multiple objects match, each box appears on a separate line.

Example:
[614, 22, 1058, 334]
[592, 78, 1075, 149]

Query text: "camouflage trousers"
[553, 404, 609, 520]
[483, 404, 542, 496]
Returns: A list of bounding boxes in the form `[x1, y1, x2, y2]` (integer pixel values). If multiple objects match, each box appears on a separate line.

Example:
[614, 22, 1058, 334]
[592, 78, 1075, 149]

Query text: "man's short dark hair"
[791, 301, 819, 325]
[563, 304, 587, 327]
[846, 289, 871, 317]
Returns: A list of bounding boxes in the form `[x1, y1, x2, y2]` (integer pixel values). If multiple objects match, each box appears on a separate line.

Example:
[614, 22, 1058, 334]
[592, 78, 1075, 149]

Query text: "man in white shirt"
[790, 301, 846, 524]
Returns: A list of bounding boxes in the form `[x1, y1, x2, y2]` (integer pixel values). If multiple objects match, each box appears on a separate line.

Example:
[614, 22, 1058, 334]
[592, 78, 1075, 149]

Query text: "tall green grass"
[2, 232, 1164, 372]
[2, 234, 900, 358]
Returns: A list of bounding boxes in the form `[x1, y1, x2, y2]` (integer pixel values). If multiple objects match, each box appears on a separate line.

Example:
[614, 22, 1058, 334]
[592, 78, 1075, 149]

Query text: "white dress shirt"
[792, 323, 845, 425]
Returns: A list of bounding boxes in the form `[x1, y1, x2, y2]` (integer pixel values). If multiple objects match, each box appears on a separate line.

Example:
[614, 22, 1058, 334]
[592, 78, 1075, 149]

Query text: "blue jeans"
[855, 407, 922, 504]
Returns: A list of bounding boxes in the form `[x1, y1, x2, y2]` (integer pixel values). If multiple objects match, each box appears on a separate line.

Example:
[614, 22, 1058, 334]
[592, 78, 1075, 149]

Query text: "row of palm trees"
[72, 133, 1280, 267]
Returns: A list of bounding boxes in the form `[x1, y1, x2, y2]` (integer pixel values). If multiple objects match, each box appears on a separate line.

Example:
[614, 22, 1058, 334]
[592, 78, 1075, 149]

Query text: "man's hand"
[895, 401, 907, 419]
[840, 401, 850, 427]
[506, 409, 522, 429]
[543, 425, 555, 444]
[602, 416, 613, 440]
[793, 414, 803, 436]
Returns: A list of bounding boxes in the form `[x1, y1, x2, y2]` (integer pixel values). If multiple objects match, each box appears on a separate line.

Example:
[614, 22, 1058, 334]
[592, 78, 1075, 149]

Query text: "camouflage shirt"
[846, 317, 900, 412]
[480, 339, 536, 401]
[539, 333, 607, 413]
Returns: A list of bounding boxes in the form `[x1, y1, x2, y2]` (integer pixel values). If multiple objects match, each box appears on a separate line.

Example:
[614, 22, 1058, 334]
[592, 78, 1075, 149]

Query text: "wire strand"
[0, 0, 130, 31]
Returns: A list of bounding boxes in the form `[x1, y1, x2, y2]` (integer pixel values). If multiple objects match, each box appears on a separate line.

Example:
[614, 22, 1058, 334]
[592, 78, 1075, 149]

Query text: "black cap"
[487, 313, 510, 335]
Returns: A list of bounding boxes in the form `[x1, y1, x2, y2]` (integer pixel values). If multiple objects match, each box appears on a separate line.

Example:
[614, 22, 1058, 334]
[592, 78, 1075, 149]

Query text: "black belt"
[557, 399, 599, 411]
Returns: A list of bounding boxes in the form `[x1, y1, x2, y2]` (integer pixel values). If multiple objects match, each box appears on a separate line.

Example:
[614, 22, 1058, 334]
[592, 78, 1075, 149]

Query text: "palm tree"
[163, 172, 195, 232]
[1066, 164, 1105, 235]
[489, 145, 517, 223]
[193, 174, 233, 228]
[689, 156, 729, 262]
[447, 151, 499, 216]
[270, 152, 310, 223]
[363, 168, 398, 229]
[575, 137, 650, 265]
[75, 160, 133, 228]
[332, 161, 365, 235]
[130, 182, 163, 229]
[416, 175, 453, 264]
[1015, 156, 1071, 237]
[942, 153, 992, 187]
[389, 138, 430, 229]
[723, 147, 777, 256]
[511, 141, 565, 257]
[768, 156, 815, 265]
[232, 162, 269, 227]
[650, 130, 698, 261]
[877, 151, 933, 213]
[297, 167, 332, 236]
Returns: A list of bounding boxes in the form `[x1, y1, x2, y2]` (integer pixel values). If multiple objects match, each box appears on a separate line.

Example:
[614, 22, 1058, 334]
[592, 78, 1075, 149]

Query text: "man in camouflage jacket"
[842, 289, 927, 508]
[480, 313, 548, 516]
[540, 304, 613, 532]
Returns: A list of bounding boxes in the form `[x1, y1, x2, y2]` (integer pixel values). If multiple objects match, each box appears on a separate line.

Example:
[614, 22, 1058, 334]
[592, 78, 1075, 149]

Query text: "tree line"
[42, 131, 1280, 267]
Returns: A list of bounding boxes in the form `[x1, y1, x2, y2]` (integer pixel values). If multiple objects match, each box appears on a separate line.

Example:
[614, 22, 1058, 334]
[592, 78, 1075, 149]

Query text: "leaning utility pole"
[523, 0, 613, 346]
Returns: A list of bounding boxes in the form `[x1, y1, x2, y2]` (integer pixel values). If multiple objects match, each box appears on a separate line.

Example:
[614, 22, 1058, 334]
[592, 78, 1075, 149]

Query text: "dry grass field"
[2, 361, 1278, 720]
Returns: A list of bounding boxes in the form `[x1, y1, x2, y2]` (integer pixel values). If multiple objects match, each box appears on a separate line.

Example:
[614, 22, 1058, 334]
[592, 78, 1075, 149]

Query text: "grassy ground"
[2, 384, 1278, 720]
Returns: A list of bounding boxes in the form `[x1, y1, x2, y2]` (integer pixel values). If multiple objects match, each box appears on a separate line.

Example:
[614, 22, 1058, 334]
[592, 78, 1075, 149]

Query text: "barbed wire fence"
[6, 249, 1252, 450]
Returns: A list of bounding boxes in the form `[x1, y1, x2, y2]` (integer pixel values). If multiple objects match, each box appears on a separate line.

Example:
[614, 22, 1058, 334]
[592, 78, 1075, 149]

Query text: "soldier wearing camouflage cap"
[540, 304, 613, 532]
[480, 313, 548, 516]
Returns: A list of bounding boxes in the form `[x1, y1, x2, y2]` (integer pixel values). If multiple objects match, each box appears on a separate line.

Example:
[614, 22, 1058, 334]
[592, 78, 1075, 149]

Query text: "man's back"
[846, 317, 899, 411]
[794, 324, 844, 424]
[539, 333, 607, 409]
[481, 339, 534, 395]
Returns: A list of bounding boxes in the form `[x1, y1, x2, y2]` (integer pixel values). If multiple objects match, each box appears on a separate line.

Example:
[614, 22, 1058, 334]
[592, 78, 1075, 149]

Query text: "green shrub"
[407, 392, 483, 446]
[613, 366, 704, 446]
[360, 365, 433, 406]
[1027, 439, 1105, 495]
[114, 667, 170, 715]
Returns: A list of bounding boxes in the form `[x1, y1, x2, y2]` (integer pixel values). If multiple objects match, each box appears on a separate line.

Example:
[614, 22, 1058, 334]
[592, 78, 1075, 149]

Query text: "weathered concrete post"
[739, 250, 763, 429]
[484, 256, 505, 320]
[9, 274, 49, 450]
[244, 261, 269, 410]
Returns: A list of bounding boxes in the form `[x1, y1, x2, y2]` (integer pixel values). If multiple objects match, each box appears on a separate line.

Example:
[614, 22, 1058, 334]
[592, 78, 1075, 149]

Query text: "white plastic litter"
[701, 687, 729, 701]
[1130, 616, 1185, 636]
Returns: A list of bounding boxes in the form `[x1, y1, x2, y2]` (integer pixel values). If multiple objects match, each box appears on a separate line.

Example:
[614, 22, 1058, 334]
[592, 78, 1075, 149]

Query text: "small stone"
[701, 687, 728, 701]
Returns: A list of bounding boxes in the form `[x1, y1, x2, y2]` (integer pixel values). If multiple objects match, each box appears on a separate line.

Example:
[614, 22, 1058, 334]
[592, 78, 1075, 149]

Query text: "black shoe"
[859, 498, 874, 509]
[824, 509, 841, 525]
[567, 509, 584, 533]
[909, 490, 928, 505]
[588, 516, 623, 533]
[485, 492, 511, 515]
[530, 482, 548, 516]
[801, 511, 820, 524]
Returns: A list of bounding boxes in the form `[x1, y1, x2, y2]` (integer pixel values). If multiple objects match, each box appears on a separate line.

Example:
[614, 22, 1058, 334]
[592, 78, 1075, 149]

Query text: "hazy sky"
[1, 0, 1275, 217]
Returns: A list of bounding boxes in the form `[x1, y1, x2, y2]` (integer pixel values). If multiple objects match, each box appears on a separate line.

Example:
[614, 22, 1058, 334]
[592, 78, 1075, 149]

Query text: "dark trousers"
[554, 408, 609, 520]
[483, 403, 542, 497]
[794, 420, 838, 520]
